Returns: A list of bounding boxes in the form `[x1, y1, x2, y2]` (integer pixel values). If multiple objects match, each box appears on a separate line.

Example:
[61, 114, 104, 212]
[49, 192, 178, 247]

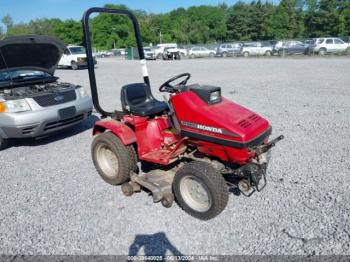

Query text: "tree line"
[1, 1, 350, 50]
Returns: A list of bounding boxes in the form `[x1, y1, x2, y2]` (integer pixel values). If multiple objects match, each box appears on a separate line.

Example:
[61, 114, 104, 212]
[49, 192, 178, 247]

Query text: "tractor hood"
[0, 35, 66, 75]
[172, 89, 271, 148]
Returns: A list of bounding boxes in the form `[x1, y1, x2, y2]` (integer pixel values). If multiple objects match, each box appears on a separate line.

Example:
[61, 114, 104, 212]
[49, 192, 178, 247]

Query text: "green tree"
[1, 15, 13, 32]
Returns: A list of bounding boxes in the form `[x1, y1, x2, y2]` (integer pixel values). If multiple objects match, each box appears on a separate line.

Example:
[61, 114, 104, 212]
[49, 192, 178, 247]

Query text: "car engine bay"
[0, 82, 78, 100]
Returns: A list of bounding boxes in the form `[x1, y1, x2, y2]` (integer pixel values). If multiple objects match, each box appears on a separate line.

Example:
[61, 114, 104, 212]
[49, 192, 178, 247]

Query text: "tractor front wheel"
[173, 161, 228, 220]
[91, 132, 137, 185]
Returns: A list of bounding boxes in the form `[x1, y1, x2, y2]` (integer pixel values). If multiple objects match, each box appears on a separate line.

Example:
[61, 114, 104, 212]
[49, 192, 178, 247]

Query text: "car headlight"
[210, 91, 221, 103]
[77, 87, 88, 97]
[0, 99, 31, 113]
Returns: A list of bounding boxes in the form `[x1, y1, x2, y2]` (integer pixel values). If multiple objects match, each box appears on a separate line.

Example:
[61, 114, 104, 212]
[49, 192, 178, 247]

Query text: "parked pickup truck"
[58, 45, 96, 70]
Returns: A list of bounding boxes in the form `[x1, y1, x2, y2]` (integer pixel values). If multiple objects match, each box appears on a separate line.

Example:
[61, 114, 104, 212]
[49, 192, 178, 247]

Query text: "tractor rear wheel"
[92, 132, 137, 185]
[173, 161, 228, 220]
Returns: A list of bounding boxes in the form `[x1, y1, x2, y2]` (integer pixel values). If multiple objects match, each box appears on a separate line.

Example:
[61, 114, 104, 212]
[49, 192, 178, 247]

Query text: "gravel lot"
[0, 57, 350, 256]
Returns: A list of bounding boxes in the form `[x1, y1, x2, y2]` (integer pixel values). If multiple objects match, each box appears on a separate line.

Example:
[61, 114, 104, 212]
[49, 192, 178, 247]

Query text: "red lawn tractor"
[82, 8, 283, 220]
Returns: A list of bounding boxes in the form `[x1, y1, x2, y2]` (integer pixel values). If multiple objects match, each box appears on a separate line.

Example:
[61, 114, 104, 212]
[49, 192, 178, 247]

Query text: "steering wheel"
[159, 73, 191, 93]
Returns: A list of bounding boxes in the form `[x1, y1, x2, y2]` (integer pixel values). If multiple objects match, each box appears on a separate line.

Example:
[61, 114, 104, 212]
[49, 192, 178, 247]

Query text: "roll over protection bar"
[82, 7, 149, 118]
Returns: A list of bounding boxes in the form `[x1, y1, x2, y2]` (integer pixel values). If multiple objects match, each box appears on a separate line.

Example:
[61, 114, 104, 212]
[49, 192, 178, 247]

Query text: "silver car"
[241, 42, 273, 57]
[0, 35, 93, 149]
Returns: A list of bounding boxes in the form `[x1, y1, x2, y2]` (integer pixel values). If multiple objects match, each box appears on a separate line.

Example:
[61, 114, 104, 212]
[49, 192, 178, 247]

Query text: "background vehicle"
[143, 47, 156, 60]
[0, 35, 93, 150]
[83, 7, 283, 220]
[58, 45, 97, 69]
[241, 42, 273, 57]
[272, 40, 285, 54]
[154, 43, 177, 59]
[278, 41, 310, 56]
[216, 43, 242, 57]
[177, 46, 188, 58]
[311, 37, 350, 55]
[94, 50, 113, 58]
[162, 47, 181, 60]
[188, 46, 215, 58]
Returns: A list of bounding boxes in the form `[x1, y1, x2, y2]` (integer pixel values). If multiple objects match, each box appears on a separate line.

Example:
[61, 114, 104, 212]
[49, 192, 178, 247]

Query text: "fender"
[93, 119, 136, 145]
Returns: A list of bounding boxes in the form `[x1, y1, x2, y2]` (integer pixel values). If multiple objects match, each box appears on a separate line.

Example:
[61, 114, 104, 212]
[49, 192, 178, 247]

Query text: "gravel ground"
[0, 57, 350, 256]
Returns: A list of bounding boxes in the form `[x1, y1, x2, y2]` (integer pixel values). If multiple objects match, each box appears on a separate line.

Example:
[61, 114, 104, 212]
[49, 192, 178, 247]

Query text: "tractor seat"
[121, 83, 168, 117]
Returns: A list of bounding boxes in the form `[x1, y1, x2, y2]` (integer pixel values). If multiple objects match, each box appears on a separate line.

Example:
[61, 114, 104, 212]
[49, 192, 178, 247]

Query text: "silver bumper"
[0, 96, 93, 139]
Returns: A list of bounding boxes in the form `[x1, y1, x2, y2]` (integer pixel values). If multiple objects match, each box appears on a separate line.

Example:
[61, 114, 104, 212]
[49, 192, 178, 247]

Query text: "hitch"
[237, 164, 267, 197]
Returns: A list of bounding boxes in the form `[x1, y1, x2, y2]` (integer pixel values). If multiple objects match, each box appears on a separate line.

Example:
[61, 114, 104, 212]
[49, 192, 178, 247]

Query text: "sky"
[0, 0, 279, 24]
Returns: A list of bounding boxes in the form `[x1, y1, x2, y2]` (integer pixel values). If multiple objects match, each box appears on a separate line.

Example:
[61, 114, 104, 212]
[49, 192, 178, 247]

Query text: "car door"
[200, 47, 207, 57]
[192, 47, 200, 57]
[334, 38, 347, 52]
[232, 43, 240, 54]
[283, 42, 292, 54]
[325, 38, 335, 52]
[59, 48, 71, 66]
[294, 41, 305, 54]
[255, 42, 263, 55]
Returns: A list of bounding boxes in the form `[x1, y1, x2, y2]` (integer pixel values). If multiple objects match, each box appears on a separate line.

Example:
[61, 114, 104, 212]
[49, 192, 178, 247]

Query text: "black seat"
[121, 83, 168, 117]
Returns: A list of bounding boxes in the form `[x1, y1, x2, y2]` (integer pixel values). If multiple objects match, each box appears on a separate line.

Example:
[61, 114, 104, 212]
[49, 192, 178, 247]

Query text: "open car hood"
[0, 35, 66, 75]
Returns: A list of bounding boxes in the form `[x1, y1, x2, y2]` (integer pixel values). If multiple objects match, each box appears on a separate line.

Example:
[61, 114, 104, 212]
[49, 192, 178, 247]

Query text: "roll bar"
[82, 7, 150, 118]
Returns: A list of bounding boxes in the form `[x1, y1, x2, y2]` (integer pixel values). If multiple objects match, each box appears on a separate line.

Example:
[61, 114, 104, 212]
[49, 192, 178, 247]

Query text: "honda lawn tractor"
[82, 8, 284, 220]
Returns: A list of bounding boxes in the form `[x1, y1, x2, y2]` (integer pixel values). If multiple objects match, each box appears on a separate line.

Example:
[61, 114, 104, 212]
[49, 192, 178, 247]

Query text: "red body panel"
[93, 91, 271, 165]
[93, 119, 136, 145]
[171, 91, 270, 143]
[123, 115, 183, 165]
[171, 91, 271, 164]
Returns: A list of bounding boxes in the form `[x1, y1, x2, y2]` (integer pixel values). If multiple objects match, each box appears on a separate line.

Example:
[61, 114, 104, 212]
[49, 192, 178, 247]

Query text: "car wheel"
[319, 48, 327, 56]
[71, 61, 79, 70]
[0, 136, 8, 150]
[265, 51, 272, 56]
[243, 52, 249, 57]
[222, 52, 228, 58]
[91, 132, 137, 185]
[156, 54, 163, 60]
[346, 47, 350, 55]
[209, 52, 215, 58]
[173, 161, 229, 220]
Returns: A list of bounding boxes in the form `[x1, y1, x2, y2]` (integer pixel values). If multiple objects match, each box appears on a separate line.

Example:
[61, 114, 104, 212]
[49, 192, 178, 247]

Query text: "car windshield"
[69, 47, 86, 54]
[144, 48, 151, 52]
[0, 69, 52, 83]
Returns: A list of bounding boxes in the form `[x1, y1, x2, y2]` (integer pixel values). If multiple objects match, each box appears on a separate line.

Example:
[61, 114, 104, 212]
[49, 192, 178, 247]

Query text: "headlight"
[210, 91, 221, 102]
[78, 87, 88, 97]
[0, 99, 31, 113]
